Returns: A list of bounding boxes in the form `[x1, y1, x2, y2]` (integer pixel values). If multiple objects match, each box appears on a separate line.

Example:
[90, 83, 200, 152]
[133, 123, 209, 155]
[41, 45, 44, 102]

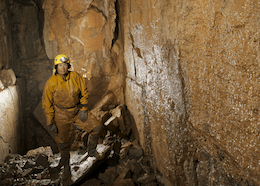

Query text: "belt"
[55, 104, 79, 110]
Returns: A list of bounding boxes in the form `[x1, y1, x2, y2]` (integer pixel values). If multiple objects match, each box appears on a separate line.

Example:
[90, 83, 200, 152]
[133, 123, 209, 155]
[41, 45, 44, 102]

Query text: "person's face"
[57, 63, 69, 75]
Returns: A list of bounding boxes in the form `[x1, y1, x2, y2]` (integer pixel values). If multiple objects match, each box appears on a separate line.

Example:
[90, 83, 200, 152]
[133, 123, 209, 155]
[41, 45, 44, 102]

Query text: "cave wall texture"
[43, 0, 125, 109]
[0, 0, 57, 158]
[0, 0, 21, 162]
[0, 0, 12, 70]
[0, 0, 259, 185]
[119, 0, 260, 185]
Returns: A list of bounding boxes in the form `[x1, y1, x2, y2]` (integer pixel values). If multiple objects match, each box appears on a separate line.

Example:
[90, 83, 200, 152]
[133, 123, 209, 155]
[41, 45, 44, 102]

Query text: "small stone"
[15, 164, 23, 177]
[136, 174, 156, 184]
[4, 154, 21, 163]
[35, 153, 49, 168]
[26, 146, 53, 159]
[117, 167, 132, 180]
[26, 179, 52, 185]
[116, 164, 128, 175]
[81, 178, 102, 186]
[73, 166, 80, 172]
[143, 181, 158, 186]
[112, 178, 135, 186]
[31, 166, 45, 175]
[22, 168, 33, 177]
[120, 140, 132, 159]
[23, 159, 36, 169]
[128, 144, 143, 159]
[98, 167, 118, 184]
[129, 159, 143, 175]
[1, 178, 14, 185]
[0, 69, 16, 86]
[0, 80, 4, 90]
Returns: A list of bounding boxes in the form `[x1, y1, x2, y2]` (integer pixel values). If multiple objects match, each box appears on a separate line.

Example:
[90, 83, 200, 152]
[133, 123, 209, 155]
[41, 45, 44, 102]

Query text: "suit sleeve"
[42, 80, 55, 126]
[78, 74, 89, 111]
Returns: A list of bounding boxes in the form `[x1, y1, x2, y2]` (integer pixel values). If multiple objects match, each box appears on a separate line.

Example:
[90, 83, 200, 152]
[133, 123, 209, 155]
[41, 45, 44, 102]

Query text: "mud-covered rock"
[0, 69, 16, 87]
[80, 178, 102, 186]
[23, 159, 36, 169]
[35, 154, 49, 168]
[128, 144, 143, 159]
[98, 166, 118, 184]
[113, 178, 135, 186]
[1, 178, 14, 186]
[26, 146, 53, 159]
[136, 174, 157, 185]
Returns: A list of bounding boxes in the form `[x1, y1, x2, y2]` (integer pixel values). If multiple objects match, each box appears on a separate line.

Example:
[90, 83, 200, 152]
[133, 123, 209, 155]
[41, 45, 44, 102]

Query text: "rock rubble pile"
[0, 111, 163, 186]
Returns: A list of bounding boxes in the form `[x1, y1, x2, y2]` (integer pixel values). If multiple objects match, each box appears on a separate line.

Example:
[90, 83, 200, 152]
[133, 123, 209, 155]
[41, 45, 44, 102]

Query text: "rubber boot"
[86, 134, 99, 157]
[86, 124, 106, 160]
[62, 160, 73, 186]
[58, 143, 70, 167]
[62, 157, 71, 181]
[49, 151, 70, 174]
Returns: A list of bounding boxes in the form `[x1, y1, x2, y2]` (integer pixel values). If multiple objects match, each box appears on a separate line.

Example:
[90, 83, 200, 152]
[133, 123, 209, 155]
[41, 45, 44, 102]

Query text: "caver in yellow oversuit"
[42, 54, 105, 181]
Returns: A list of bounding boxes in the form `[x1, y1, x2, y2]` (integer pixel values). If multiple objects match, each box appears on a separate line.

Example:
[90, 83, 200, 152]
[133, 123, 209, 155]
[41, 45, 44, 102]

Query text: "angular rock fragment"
[22, 168, 33, 177]
[26, 179, 52, 185]
[23, 159, 36, 169]
[98, 166, 118, 184]
[128, 140, 143, 159]
[80, 178, 102, 186]
[113, 178, 135, 186]
[0, 80, 4, 90]
[136, 173, 156, 184]
[128, 159, 143, 176]
[35, 153, 49, 168]
[0, 69, 16, 86]
[15, 164, 23, 177]
[143, 181, 158, 186]
[4, 154, 23, 163]
[116, 167, 132, 180]
[26, 146, 53, 159]
[1, 178, 14, 186]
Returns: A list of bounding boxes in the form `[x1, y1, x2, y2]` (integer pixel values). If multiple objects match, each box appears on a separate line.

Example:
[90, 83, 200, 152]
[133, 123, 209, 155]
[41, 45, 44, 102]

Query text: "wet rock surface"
[119, 0, 260, 185]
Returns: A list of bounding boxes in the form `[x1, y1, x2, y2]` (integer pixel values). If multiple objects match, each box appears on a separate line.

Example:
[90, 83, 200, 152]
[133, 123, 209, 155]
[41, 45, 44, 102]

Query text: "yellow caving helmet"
[54, 54, 70, 66]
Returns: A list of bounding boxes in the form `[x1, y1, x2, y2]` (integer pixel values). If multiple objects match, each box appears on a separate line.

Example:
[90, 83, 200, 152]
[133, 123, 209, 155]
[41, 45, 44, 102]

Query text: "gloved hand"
[79, 110, 88, 122]
[48, 122, 58, 133]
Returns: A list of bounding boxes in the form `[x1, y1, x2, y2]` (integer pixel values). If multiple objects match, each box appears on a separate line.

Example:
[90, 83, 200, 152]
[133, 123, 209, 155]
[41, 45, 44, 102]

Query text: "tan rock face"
[42, 0, 124, 108]
[120, 0, 260, 185]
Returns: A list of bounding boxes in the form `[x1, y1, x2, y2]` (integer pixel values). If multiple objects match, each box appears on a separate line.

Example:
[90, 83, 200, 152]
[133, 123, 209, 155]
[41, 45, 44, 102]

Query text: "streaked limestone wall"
[119, 0, 260, 185]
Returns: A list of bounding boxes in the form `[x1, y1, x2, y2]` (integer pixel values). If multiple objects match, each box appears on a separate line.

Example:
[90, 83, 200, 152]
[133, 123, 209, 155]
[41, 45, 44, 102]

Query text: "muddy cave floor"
[0, 131, 163, 186]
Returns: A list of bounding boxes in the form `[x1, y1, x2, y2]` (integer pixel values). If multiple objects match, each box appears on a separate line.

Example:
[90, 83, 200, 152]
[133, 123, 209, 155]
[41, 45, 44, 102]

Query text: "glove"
[48, 122, 58, 133]
[79, 110, 88, 122]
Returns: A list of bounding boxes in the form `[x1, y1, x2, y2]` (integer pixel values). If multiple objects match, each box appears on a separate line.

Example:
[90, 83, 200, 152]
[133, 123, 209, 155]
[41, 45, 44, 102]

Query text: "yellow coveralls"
[42, 71, 100, 148]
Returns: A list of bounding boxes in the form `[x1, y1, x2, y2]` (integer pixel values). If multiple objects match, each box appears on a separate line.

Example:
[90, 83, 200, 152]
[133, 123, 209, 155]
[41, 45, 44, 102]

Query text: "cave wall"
[0, 0, 12, 69]
[119, 0, 260, 185]
[42, 0, 125, 109]
[0, 0, 24, 162]
[9, 0, 58, 152]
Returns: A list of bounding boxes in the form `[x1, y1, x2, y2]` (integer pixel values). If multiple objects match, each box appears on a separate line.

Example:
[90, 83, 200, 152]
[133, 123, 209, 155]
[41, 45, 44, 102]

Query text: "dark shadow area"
[28, 113, 59, 154]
